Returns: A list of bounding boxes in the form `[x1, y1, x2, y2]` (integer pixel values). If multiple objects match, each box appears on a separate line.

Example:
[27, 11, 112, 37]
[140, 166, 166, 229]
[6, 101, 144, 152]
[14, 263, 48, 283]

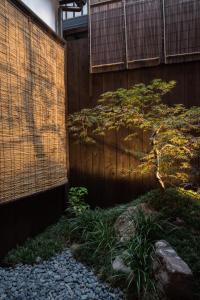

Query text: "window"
[63, 1, 88, 20]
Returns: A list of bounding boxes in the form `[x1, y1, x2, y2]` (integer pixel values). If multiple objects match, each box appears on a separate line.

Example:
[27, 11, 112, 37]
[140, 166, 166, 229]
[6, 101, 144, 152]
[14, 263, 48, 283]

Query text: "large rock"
[153, 240, 195, 300]
[114, 203, 154, 243]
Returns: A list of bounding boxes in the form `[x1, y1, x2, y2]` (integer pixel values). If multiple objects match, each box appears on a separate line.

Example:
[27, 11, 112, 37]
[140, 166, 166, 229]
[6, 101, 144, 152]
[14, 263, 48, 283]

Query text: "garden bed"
[3, 188, 200, 300]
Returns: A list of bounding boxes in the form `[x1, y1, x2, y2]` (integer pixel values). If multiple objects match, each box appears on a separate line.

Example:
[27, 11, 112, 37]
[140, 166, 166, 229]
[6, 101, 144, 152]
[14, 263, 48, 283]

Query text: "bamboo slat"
[89, 0, 200, 73]
[89, 0, 126, 73]
[126, 0, 162, 69]
[164, 0, 200, 63]
[0, 0, 67, 204]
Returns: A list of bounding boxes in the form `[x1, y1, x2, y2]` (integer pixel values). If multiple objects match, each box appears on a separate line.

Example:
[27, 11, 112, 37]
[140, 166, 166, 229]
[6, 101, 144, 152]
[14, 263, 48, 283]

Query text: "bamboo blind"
[0, 0, 67, 204]
[164, 0, 200, 63]
[89, 0, 200, 73]
[126, 0, 162, 69]
[89, 0, 126, 73]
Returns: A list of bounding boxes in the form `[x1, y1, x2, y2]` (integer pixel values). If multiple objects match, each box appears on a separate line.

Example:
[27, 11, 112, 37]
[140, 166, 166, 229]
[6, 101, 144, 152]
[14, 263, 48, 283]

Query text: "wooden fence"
[67, 34, 200, 207]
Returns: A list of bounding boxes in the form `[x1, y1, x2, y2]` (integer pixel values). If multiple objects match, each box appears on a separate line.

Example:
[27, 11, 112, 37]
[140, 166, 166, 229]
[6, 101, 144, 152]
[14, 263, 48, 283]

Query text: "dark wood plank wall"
[67, 35, 200, 207]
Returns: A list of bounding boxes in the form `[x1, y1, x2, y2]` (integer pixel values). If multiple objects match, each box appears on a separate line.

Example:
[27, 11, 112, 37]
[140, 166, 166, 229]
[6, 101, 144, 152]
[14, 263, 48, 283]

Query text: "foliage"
[114, 211, 164, 300]
[4, 188, 200, 299]
[67, 205, 162, 299]
[66, 205, 126, 274]
[68, 80, 200, 189]
[139, 188, 200, 230]
[68, 187, 89, 216]
[137, 188, 200, 298]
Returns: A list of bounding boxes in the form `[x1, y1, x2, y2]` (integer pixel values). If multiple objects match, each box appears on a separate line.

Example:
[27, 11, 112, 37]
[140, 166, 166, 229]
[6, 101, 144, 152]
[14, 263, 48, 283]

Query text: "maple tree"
[68, 80, 200, 190]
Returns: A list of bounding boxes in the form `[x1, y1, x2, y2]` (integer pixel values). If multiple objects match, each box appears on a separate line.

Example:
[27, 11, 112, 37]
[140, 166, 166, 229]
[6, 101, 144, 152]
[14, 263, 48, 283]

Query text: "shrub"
[4, 188, 200, 299]
[139, 188, 200, 230]
[68, 187, 89, 216]
[67, 205, 126, 277]
[136, 188, 200, 298]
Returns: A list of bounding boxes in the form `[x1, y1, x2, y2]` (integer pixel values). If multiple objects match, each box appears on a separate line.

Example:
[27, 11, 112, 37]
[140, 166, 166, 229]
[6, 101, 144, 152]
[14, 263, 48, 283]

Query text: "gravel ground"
[0, 250, 124, 300]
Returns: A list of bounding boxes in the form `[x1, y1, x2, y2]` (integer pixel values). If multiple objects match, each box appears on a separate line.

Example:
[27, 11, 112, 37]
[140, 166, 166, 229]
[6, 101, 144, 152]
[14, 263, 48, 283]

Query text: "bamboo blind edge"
[0, 180, 68, 208]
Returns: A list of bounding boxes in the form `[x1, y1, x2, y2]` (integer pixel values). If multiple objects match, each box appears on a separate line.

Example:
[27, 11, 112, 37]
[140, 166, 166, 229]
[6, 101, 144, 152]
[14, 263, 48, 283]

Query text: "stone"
[153, 240, 195, 300]
[112, 256, 132, 274]
[0, 249, 123, 300]
[35, 256, 42, 264]
[114, 203, 155, 242]
[70, 243, 82, 256]
[114, 207, 137, 243]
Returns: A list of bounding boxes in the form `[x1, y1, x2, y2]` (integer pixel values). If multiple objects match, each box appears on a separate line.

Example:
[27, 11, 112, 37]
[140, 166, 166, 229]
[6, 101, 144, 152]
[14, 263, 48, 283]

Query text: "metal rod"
[58, 6, 63, 37]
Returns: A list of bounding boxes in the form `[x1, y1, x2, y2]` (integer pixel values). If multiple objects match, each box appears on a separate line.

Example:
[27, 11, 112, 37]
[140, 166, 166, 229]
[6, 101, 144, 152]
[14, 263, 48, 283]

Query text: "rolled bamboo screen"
[89, 0, 200, 73]
[89, 0, 126, 73]
[164, 0, 200, 63]
[126, 0, 162, 69]
[0, 0, 67, 204]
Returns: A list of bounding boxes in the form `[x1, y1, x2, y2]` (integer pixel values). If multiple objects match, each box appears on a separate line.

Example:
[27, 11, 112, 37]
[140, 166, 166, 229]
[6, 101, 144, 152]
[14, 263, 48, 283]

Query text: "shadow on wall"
[69, 128, 155, 207]
[69, 168, 155, 208]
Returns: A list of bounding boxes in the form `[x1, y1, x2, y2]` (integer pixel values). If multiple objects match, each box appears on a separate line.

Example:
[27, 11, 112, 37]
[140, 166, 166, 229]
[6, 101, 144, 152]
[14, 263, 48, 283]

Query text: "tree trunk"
[152, 128, 165, 190]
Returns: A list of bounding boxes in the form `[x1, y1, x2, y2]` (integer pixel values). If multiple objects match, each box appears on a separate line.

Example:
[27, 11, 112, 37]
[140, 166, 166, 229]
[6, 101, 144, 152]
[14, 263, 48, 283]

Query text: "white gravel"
[0, 250, 124, 300]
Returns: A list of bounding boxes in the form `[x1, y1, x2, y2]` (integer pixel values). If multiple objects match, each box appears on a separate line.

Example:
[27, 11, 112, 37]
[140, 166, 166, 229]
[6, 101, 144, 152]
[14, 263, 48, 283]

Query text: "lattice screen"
[0, 0, 67, 204]
[126, 0, 162, 69]
[89, 0, 200, 72]
[89, 0, 126, 73]
[164, 0, 200, 63]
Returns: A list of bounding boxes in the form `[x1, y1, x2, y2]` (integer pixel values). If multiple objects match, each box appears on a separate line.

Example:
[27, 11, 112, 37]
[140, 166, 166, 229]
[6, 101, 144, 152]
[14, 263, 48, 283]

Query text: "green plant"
[4, 188, 200, 299]
[112, 211, 163, 300]
[135, 188, 200, 298]
[67, 206, 162, 299]
[123, 236, 157, 300]
[68, 187, 89, 216]
[139, 188, 200, 230]
[68, 80, 200, 190]
[67, 206, 126, 277]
